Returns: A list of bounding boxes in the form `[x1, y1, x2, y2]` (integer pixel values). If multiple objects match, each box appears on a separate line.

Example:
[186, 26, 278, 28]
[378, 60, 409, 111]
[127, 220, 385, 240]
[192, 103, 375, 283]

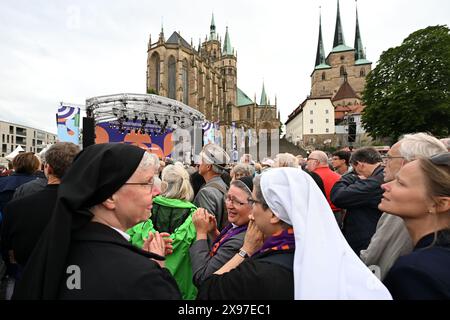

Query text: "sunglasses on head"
[430, 152, 450, 167]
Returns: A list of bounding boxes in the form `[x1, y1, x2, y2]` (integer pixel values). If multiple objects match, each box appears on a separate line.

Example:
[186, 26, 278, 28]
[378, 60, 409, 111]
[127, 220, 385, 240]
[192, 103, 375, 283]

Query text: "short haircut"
[332, 150, 351, 166]
[399, 133, 447, 161]
[274, 153, 299, 168]
[44, 143, 80, 179]
[309, 150, 328, 165]
[13, 152, 40, 174]
[350, 147, 382, 165]
[138, 152, 160, 172]
[231, 163, 254, 178]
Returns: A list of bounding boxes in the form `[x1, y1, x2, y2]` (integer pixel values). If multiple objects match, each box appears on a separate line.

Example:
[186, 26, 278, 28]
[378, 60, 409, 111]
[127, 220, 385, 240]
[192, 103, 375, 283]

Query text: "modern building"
[0, 120, 57, 159]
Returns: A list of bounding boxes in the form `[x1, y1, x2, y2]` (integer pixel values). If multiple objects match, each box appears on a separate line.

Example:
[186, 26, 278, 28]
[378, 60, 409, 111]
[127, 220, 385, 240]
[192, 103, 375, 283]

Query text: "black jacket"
[383, 231, 450, 300]
[58, 222, 181, 300]
[197, 249, 294, 300]
[1, 184, 59, 267]
[330, 165, 384, 254]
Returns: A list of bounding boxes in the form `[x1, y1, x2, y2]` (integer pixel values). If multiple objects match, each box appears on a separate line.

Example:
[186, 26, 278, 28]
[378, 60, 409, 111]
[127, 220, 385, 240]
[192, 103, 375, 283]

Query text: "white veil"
[260, 167, 392, 300]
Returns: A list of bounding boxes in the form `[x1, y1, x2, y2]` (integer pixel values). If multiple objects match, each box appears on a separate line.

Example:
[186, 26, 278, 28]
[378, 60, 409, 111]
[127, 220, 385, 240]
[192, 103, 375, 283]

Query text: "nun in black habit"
[13, 143, 181, 300]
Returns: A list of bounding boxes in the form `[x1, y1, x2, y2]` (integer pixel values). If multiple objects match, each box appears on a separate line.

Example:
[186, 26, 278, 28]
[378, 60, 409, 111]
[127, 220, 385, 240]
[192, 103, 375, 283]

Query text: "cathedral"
[146, 14, 281, 139]
[286, 0, 372, 148]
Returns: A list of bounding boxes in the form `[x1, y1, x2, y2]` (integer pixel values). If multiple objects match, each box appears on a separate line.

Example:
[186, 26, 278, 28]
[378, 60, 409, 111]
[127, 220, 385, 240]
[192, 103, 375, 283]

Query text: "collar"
[415, 230, 450, 250]
[110, 226, 131, 241]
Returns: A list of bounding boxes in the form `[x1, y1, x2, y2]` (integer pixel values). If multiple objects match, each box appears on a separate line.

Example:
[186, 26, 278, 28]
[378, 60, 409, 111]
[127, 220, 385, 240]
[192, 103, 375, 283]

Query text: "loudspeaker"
[82, 117, 96, 148]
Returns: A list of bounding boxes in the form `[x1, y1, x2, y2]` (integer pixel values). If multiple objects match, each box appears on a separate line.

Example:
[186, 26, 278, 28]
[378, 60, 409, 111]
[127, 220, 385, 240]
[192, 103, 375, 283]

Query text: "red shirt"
[313, 167, 341, 212]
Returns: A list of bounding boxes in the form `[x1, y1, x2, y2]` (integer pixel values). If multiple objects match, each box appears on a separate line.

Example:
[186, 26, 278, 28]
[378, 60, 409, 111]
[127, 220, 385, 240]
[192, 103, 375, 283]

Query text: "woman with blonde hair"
[128, 164, 198, 299]
[380, 153, 450, 299]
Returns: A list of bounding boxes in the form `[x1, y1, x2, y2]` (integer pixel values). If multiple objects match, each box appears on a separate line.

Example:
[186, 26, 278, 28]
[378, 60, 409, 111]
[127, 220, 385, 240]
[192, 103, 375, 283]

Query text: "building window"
[9, 126, 14, 134]
[2, 144, 6, 153]
[340, 56, 345, 61]
[149, 52, 160, 93]
[310, 119, 313, 124]
[360, 68, 366, 77]
[326, 128, 329, 133]
[310, 110, 313, 115]
[182, 59, 189, 104]
[247, 108, 251, 119]
[326, 118, 329, 123]
[325, 109, 329, 114]
[168, 55, 176, 99]
[321, 72, 326, 81]
[340, 66, 346, 77]
[310, 129, 313, 134]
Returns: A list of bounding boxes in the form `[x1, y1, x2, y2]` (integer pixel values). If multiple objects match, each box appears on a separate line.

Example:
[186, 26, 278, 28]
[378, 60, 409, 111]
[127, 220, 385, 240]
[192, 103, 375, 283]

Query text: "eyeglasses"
[225, 195, 248, 207]
[123, 180, 154, 191]
[247, 197, 263, 207]
[430, 152, 450, 166]
[381, 154, 405, 162]
[307, 157, 319, 162]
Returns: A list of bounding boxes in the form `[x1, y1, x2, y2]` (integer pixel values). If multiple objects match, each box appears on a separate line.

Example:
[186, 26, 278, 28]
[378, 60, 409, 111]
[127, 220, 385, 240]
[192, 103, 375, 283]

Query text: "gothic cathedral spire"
[223, 26, 233, 55]
[315, 9, 326, 67]
[333, 0, 346, 48]
[210, 13, 217, 40]
[354, 1, 366, 61]
[260, 82, 268, 106]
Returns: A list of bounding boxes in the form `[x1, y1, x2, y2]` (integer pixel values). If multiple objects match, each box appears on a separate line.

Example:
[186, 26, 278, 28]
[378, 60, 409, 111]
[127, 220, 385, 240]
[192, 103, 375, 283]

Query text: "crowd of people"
[0, 132, 449, 300]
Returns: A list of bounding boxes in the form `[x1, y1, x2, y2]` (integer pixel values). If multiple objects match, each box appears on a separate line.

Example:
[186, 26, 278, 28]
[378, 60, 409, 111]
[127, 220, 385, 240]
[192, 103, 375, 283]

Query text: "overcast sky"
[1, 0, 449, 134]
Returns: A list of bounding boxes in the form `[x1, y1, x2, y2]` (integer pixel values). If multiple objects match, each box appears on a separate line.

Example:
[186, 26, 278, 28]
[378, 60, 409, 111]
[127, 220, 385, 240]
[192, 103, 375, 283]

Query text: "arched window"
[168, 56, 176, 99]
[247, 107, 251, 119]
[182, 59, 189, 104]
[360, 68, 366, 77]
[149, 52, 160, 93]
[340, 66, 346, 77]
[321, 72, 326, 81]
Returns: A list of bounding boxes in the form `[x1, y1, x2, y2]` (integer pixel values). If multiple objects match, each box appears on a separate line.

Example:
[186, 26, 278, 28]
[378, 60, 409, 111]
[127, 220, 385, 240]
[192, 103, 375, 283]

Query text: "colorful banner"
[214, 121, 222, 147]
[94, 122, 174, 159]
[202, 121, 215, 145]
[57, 105, 80, 144]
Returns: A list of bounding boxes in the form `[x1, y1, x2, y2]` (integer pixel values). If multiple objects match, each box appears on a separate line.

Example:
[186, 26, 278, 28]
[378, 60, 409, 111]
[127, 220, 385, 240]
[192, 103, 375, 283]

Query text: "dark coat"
[330, 165, 384, 254]
[197, 249, 294, 300]
[1, 184, 58, 267]
[58, 222, 181, 300]
[383, 231, 450, 300]
[0, 173, 38, 213]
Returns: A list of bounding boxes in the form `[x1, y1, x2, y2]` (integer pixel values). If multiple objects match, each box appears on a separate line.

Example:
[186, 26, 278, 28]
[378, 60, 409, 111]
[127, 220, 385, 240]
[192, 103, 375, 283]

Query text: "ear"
[45, 163, 54, 175]
[434, 197, 450, 214]
[270, 212, 281, 225]
[102, 194, 116, 210]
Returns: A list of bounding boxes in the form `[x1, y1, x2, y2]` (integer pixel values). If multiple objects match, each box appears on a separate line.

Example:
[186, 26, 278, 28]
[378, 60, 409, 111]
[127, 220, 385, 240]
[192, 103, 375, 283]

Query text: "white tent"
[5, 145, 25, 161]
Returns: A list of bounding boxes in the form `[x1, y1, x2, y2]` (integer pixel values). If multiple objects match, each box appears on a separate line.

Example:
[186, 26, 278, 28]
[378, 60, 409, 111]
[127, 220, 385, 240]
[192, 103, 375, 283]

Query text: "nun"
[13, 143, 181, 299]
[197, 167, 392, 300]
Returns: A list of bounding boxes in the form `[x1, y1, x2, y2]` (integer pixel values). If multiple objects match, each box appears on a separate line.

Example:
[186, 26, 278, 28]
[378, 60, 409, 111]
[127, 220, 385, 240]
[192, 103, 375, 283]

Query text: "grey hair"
[274, 153, 299, 168]
[161, 164, 194, 201]
[399, 133, 447, 162]
[138, 152, 160, 172]
[309, 151, 328, 165]
[231, 163, 255, 178]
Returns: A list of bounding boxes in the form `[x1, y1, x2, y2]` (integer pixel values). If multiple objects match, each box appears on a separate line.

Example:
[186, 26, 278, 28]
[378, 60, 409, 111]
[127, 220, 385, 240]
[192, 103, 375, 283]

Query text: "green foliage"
[362, 25, 450, 141]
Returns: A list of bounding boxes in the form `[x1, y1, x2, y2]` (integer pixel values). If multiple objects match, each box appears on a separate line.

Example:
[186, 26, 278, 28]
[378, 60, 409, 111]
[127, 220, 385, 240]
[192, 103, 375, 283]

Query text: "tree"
[362, 25, 450, 142]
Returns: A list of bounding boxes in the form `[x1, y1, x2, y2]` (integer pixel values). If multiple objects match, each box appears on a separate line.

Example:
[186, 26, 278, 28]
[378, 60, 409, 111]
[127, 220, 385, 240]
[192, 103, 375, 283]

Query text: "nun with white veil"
[197, 167, 392, 300]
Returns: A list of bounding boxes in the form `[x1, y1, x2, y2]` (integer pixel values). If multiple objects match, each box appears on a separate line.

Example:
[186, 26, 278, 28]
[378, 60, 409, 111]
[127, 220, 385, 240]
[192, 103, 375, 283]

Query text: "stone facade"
[146, 18, 280, 136]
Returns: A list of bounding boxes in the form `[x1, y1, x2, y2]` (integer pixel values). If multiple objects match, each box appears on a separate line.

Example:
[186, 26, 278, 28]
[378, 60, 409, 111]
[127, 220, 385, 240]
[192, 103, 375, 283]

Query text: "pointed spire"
[148, 34, 152, 50]
[315, 8, 326, 67]
[223, 26, 233, 55]
[210, 13, 217, 40]
[333, 0, 346, 48]
[354, 0, 366, 61]
[158, 19, 165, 43]
[260, 82, 268, 106]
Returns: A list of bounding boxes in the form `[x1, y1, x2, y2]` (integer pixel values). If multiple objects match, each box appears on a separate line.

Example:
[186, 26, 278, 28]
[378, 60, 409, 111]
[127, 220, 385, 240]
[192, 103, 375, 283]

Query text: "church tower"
[310, 0, 371, 98]
[219, 26, 237, 126]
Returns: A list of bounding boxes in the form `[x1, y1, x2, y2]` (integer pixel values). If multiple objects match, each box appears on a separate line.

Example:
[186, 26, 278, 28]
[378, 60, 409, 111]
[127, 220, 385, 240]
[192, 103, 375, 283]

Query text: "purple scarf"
[210, 224, 248, 257]
[255, 228, 295, 255]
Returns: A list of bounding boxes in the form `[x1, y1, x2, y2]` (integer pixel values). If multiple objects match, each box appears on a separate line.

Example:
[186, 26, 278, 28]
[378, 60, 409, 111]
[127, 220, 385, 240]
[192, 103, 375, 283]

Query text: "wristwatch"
[238, 248, 249, 258]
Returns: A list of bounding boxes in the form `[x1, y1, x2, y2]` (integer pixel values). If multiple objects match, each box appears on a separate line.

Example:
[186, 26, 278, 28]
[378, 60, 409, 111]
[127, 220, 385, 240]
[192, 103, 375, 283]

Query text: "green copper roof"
[331, 44, 354, 53]
[315, 63, 332, 70]
[355, 58, 371, 65]
[333, 0, 346, 48]
[354, 4, 366, 61]
[315, 13, 326, 67]
[260, 82, 268, 105]
[223, 26, 233, 55]
[237, 87, 254, 106]
[210, 13, 217, 40]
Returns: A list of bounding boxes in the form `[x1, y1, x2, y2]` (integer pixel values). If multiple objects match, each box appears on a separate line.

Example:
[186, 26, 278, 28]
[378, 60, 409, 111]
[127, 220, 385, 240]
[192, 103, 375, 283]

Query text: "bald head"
[307, 150, 329, 171]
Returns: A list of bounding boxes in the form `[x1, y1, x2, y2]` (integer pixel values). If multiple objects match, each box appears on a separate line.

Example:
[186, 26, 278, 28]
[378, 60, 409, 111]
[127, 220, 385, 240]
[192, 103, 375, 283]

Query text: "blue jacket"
[0, 173, 38, 215]
[383, 231, 450, 300]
